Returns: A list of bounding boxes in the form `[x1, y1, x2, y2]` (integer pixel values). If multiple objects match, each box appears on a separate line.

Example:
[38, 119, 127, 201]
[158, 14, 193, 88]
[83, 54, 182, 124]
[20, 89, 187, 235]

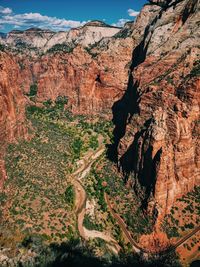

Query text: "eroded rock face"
[0, 0, 199, 220]
[2, 22, 121, 52]
[0, 52, 28, 185]
[29, 4, 158, 115]
[110, 0, 200, 217]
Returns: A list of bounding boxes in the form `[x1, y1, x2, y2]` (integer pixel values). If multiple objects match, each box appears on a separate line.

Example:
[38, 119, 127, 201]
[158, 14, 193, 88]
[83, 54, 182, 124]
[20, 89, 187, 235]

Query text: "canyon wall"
[0, 52, 28, 185]
[109, 0, 200, 217]
[0, 0, 199, 218]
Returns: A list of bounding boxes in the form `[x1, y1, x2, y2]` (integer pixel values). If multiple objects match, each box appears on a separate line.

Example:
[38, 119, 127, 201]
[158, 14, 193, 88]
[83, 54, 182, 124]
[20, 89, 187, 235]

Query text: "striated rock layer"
[0, 52, 28, 185]
[0, 0, 199, 220]
[2, 22, 121, 52]
[109, 0, 200, 217]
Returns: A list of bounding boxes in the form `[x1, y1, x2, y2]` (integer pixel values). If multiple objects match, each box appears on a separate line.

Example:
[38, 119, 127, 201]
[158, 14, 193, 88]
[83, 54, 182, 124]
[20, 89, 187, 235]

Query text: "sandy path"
[71, 144, 120, 254]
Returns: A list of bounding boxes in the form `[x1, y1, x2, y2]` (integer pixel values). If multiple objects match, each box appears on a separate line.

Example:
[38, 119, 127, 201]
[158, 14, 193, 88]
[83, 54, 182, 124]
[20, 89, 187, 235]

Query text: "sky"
[0, 0, 148, 33]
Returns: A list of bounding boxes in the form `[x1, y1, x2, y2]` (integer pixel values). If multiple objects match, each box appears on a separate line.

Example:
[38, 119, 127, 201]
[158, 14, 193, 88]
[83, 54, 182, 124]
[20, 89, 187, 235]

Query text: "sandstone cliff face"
[2, 22, 121, 52]
[0, 52, 28, 185]
[0, 0, 199, 219]
[31, 40, 133, 115]
[28, 5, 158, 115]
[110, 0, 200, 217]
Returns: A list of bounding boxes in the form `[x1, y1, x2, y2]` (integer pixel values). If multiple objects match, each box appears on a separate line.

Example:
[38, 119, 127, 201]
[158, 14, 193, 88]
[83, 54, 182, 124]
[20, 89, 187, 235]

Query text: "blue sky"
[0, 0, 147, 32]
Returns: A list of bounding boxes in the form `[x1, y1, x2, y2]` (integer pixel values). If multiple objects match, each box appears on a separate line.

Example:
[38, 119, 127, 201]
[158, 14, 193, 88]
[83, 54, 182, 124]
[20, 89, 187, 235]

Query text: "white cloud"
[0, 6, 12, 15]
[112, 19, 130, 28]
[128, 9, 140, 17]
[0, 6, 87, 31]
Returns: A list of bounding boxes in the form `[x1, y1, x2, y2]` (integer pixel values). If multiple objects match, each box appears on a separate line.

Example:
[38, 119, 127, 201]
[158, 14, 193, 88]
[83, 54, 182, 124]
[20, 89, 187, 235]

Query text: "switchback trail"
[105, 193, 200, 254]
[70, 143, 200, 256]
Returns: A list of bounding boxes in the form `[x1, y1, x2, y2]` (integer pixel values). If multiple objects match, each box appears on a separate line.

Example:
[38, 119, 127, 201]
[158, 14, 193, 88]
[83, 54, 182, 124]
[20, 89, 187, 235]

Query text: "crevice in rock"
[107, 7, 162, 163]
[181, 0, 198, 24]
[106, 5, 168, 213]
[95, 74, 102, 83]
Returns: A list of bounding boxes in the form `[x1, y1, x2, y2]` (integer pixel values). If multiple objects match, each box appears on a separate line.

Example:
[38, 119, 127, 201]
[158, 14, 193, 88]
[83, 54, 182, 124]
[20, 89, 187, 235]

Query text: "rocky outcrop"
[109, 0, 200, 217]
[28, 5, 159, 115]
[0, 52, 28, 186]
[0, 0, 199, 219]
[2, 22, 121, 52]
[30, 40, 133, 115]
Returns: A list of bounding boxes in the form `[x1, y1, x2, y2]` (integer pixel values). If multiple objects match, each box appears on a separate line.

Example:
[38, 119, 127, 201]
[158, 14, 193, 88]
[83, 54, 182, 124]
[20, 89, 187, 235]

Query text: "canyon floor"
[0, 1, 199, 266]
[0, 97, 199, 267]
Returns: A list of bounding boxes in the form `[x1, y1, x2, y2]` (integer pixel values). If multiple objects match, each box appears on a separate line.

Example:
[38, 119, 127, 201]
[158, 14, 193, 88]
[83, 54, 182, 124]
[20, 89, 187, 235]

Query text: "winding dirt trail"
[105, 192, 200, 255]
[70, 142, 200, 256]
[71, 145, 120, 254]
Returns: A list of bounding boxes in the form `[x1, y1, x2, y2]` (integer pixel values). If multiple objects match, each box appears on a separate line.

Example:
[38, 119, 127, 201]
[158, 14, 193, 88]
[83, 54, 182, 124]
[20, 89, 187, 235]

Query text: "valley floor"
[0, 98, 199, 267]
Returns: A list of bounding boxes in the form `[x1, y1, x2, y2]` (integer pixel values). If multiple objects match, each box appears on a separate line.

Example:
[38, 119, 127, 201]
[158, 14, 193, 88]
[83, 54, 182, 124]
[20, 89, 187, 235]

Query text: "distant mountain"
[0, 21, 121, 51]
[83, 20, 121, 28]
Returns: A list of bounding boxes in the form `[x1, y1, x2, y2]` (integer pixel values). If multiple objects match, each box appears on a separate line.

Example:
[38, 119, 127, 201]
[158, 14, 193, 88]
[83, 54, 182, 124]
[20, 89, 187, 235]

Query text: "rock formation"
[1, 22, 121, 52]
[0, 52, 28, 185]
[0, 0, 199, 219]
[109, 0, 200, 217]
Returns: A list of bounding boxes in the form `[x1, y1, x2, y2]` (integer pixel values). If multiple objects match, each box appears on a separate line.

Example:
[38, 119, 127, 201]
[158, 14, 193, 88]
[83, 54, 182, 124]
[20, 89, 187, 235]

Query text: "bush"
[190, 60, 200, 77]
[47, 44, 75, 54]
[55, 95, 68, 110]
[0, 44, 5, 51]
[71, 138, 83, 160]
[89, 135, 98, 150]
[64, 185, 75, 207]
[83, 214, 103, 231]
[29, 83, 38, 97]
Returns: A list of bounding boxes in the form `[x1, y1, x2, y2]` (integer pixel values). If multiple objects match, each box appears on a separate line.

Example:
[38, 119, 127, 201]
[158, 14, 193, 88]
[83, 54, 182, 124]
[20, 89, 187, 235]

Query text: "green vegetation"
[0, 44, 5, 51]
[162, 186, 200, 239]
[190, 60, 200, 77]
[84, 157, 154, 239]
[1, 96, 114, 248]
[114, 28, 130, 39]
[84, 43, 99, 58]
[83, 214, 103, 231]
[0, 192, 7, 205]
[89, 135, 99, 150]
[0, 92, 183, 266]
[29, 83, 38, 97]
[47, 43, 75, 54]
[65, 185, 75, 207]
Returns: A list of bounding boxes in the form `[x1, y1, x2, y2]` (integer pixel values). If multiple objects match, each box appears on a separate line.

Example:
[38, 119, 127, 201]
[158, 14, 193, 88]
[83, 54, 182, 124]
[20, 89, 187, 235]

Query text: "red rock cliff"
[108, 0, 200, 217]
[0, 52, 28, 185]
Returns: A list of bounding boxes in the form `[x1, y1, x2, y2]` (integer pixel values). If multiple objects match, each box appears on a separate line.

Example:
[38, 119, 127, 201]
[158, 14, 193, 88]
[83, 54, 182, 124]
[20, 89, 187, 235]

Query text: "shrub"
[47, 44, 74, 54]
[89, 135, 98, 150]
[0, 44, 5, 51]
[64, 185, 75, 207]
[83, 214, 103, 231]
[29, 83, 38, 97]
[190, 60, 200, 77]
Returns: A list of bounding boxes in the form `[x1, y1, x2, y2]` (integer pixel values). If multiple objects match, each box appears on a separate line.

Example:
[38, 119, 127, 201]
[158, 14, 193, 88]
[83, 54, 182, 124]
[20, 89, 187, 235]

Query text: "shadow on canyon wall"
[106, 1, 163, 162]
[106, 6, 163, 210]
